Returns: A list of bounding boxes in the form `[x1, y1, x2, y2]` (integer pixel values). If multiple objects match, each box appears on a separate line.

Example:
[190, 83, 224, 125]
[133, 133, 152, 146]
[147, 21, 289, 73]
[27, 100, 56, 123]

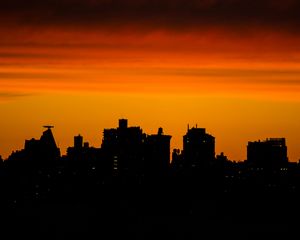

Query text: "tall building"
[144, 128, 172, 178]
[247, 138, 288, 168]
[67, 134, 85, 161]
[74, 135, 83, 149]
[102, 119, 145, 178]
[102, 128, 119, 176]
[183, 127, 215, 170]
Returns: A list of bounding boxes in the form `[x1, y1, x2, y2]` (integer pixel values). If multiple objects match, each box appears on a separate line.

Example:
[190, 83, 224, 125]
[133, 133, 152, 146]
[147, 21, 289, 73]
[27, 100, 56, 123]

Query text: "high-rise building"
[119, 118, 128, 129]
[67, 134, 84, 160]
[144, 128, 171, 178]
[67, 133, 101, 164]
[102, 119, 145, 178]
[74, 135, 83, 149]
[247, 138, 288, 168]
[183, 127, 215, 170]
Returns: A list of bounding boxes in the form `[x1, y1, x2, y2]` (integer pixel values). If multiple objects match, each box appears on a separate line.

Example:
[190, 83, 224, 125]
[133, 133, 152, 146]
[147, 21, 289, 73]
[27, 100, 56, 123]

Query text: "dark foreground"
[1, 183, 300, 240]
[1, 160, 300, 239]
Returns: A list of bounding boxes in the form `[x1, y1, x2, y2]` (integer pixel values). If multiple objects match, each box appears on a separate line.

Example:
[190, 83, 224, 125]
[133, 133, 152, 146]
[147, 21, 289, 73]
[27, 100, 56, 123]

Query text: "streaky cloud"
[0, 92, 33, 101]
[0, 0, 299, 32]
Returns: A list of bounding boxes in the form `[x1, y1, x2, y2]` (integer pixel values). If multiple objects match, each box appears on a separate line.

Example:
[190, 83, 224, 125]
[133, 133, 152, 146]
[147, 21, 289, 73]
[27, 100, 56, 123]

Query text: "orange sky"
[1, 1, 300, 161]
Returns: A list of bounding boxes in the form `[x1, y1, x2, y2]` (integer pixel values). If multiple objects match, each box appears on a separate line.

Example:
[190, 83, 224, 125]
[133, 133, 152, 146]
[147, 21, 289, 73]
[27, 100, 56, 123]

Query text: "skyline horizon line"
[1, 119, 295, 163]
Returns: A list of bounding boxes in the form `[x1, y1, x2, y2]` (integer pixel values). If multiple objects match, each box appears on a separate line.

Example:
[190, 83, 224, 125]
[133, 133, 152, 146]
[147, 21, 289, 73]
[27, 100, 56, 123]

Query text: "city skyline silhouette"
[2, 118, 297, 163]
[1, 0, 300, 239]
[1, 119, 298, 163]
[1, 118, 300, 239]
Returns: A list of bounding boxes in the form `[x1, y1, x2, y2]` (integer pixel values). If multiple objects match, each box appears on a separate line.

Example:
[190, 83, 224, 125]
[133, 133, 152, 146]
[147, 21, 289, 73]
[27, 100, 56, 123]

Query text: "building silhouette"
[67, 134, 87, 161]
[182, 126, 215, 172]
[170, 149, 183, 175]
[247, 138, 288, 169]
[144, 127, 171, 179]
[74, 134, 83, 149]
[9, 126, 60, 163]
[102, 119, 145, 179]
[66, 133, 102, 178]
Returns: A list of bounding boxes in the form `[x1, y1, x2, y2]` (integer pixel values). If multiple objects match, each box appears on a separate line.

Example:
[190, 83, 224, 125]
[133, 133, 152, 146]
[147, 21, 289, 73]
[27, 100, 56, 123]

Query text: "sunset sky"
[1, 0, 300, 161]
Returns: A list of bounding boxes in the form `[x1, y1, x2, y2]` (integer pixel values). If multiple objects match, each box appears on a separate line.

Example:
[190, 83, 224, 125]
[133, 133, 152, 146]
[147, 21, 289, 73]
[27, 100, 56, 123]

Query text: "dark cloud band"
[0, 0, 299, 31]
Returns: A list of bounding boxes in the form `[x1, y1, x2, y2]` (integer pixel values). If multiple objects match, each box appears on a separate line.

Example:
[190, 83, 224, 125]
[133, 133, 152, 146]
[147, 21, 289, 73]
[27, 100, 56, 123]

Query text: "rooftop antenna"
[43, 125, 54, 130]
